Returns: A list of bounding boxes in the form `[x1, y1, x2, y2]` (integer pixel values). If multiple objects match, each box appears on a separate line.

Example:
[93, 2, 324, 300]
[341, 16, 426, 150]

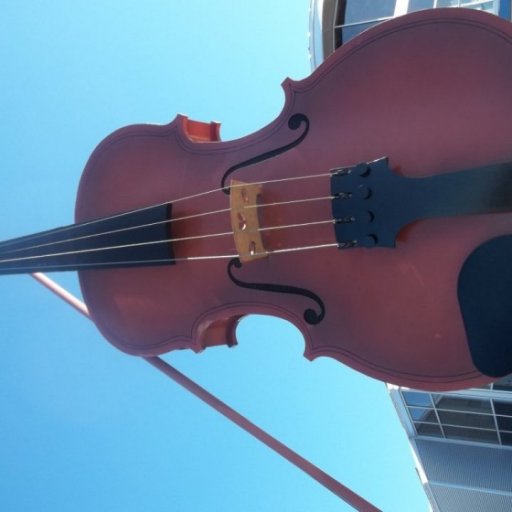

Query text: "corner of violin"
[174, 113, 222, 143]
[280, 76, 305, 103]
[195, 316, 241, 351]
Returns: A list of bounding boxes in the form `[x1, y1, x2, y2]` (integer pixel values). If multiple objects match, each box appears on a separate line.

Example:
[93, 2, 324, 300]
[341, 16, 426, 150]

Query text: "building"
[309, 0, 512, 69]
[309, 1, 512, 510]
[389, 380, 512, 511]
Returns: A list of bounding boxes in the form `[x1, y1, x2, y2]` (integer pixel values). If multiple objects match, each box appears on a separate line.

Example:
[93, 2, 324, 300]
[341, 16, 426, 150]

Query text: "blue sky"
[0, 2, 428, 510]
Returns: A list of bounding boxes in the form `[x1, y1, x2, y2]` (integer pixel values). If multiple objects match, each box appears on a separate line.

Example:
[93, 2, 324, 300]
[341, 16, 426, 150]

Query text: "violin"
[3, 8, 512, 391]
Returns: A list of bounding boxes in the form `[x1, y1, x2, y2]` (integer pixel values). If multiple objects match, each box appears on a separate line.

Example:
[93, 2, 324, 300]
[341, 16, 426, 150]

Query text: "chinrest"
[459, 235, 512, 378]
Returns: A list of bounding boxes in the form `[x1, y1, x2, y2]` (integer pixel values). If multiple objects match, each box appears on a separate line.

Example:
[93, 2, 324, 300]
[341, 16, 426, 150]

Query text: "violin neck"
[0, 204, 175, 275]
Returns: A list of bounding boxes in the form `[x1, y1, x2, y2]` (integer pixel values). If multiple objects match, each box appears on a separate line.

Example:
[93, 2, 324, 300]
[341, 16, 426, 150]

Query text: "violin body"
[56, 10, 512, 390]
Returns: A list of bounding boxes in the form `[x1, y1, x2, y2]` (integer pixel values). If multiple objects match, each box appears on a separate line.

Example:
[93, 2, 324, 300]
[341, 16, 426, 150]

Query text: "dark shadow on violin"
[459, 235, 512, 377]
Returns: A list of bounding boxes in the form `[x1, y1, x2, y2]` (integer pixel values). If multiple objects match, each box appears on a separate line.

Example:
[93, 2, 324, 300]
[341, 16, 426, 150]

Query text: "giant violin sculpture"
[2, 9, 512, 391]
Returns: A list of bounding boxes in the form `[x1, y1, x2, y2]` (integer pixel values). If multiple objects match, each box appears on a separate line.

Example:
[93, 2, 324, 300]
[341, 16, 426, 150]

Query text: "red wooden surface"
[75, 9, 512, 390]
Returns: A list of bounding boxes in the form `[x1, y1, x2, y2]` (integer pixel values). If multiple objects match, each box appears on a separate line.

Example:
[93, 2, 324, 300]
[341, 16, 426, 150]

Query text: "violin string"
[0, 171, 332, 251]
[0, 241, 339, 273]
[0, 193, 336, 256]
[0, 207, 232, 256]
[245, 195, 333, 209]
[258, 219, 333, 232]
[167, 171, 332, 205]
[0, 216, 337, 266]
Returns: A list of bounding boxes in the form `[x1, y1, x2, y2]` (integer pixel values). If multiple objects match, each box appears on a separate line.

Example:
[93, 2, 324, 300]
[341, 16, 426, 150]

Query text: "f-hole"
[221, 113, 310, 193]
[227, 258, 325, 325]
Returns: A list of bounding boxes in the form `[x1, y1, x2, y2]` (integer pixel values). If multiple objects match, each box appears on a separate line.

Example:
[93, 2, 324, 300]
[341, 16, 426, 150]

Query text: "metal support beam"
[30, 272, 381, 512]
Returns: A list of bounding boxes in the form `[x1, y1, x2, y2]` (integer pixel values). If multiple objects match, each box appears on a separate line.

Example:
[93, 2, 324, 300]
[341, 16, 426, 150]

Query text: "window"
[409, 407, 437, 422]
[408, 0, 435, 10]
[402, 391, 433, 407]
[443, 426, 499, 444]
[437, 410, 495, 430]
[437, 0, 496, 12]
[400, 390, 512, 447]
[344, 0, 396, 24]
[337, 0, 503, 46]
[415, 422, 443, 436]
[501, 432, 512, 446]
[432, 395, 493, 414]
[337, 0, 396, 46]
[496, 415, 512, 431]
[409, 0, 498, 14]
[494, 401, 512, 416]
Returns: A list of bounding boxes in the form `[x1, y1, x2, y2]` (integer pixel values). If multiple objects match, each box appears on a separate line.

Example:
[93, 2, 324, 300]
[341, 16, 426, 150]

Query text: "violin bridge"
[229, 179, 267, 263]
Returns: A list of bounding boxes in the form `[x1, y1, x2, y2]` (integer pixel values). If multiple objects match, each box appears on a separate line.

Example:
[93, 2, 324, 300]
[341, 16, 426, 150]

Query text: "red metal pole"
[31, 273, 90, 318]
[144, 356, 381, 512]
[31, 272, 381, 512]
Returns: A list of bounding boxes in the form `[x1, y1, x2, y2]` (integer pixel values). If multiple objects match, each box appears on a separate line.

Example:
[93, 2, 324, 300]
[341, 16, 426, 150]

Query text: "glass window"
[338, 0, 500, 48]
[414, 422, 443, 437]
[402, 391, 432, 407]
[457, 0, 496, 12]
[494, 401, 512, 416]
[437, 0, 463, 6]
[432, 395, 492, 414]
[408, 0, 435, 11]
[437, 410, 495, 429]
[344, 0, 396, 24]
[408, 407, 438, 422]
[494, 383, 512, 392]
[339, 21, 381, 44]
[443, 426, 499, 444]
[501, 432, 512, 446]
[497, 415, 512, 431]
[462, 0, 494, 7]
[493, 374, 512, 391]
